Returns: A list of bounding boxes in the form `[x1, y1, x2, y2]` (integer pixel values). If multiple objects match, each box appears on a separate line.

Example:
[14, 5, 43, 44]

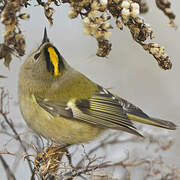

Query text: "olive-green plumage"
[18, 29, 177, 145]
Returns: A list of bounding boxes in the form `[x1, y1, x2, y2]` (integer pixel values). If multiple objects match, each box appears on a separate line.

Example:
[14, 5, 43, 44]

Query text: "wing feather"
[36, 84, 176, 134]
[35, 86, 143, 137]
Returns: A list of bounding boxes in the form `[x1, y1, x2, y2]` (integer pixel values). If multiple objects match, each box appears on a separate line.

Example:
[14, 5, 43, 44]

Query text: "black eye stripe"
[34, 52, 40, 60]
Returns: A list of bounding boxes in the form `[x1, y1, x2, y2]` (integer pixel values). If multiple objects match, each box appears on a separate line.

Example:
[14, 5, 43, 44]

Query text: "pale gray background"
[0, 0, 180, 179]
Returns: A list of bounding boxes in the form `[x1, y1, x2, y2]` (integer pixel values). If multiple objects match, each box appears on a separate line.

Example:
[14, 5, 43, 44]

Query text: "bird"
[18, 28, 177, 145]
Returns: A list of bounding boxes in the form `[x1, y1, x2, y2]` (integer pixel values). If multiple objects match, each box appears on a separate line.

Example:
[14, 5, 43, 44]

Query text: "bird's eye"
[34, 52, 40, 60]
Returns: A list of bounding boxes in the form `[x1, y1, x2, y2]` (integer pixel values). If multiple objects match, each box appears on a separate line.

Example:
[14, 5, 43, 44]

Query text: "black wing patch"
[36, 98, 73, 118]
[116, 97, 149, 119]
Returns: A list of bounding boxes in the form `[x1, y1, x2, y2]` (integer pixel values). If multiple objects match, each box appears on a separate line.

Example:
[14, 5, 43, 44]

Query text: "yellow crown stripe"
[48, 47, 60, 76]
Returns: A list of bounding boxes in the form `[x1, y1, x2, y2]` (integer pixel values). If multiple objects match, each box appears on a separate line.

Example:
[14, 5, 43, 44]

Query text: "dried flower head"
[0, 0, 177, 69]
[143, 43, 172, 70]
[155, 0, 176, 29]
[61, 0, 175, 69]
[34, 145, 66, 179]
[96, 39, 112, 57]
[0, 0, 28, 67]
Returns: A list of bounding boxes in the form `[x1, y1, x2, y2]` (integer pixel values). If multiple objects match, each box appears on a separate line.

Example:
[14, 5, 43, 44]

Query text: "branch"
[0, 88, 35, 178]
[0, 155, 16, 180]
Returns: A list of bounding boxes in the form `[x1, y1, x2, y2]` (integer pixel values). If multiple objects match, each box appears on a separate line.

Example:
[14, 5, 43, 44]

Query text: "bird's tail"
[127, 113, 177, 130]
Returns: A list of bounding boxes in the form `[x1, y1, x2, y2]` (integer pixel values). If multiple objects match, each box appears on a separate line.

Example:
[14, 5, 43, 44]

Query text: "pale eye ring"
[34, 52, 40, 60]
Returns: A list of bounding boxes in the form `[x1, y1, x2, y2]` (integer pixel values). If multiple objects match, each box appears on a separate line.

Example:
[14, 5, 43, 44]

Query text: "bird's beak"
[42, 27, 50, 44]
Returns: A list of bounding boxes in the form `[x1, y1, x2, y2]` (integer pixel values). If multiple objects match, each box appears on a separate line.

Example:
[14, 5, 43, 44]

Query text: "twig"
[76, 133, 138, 168]
[0, 155, 16, 180]
[0, 89, 35, 178]
[0, 111, 35, 176]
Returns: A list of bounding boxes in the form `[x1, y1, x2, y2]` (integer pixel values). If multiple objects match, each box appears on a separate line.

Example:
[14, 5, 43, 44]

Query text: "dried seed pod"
[0, 44, 13, 68]
[94, 17, 103, 25]
[19, 13, 30, 20]
[101, 13, 111, 21]
[90, 24, 99, 31]
[116, 19, 123, 30]
[93, 30, 104, 39]
[100, 0, 108, 6]
[83, 17, 91, 25]
[14, 32, 25, 56]
[134, 16, 144, 24]
[100, 23, 113, 30]
[143, 43, 172, 70]
[133, 0, 149, 14]
[96, 39, 112, 57]
[104, 31, 112, 38]
[121, 1, 130, 9]
[128, 17, 153, 42]
[0, 2, 19, 25]
[83, 26, 92, 35]
[91, 1, 99, 10]
[68, 10, 78, 19]
[99, 0, 108, 11]
[88, 10, 98, 19]
[121, 8, 130, 18]
[155, 0, 176, 28]
[0, 44, 13, 59]
[45, 7, 55, 25]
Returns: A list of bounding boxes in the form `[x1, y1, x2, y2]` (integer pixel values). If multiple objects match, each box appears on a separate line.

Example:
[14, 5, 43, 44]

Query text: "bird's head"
[23, 28, 66, 80]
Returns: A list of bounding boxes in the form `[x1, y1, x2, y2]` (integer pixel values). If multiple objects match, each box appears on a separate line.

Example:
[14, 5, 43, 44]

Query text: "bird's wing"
[115, 95, 176, 130]
[115, 96, 149, 119]
[36, 86, 176, 137]
[35, 86, 143, 137]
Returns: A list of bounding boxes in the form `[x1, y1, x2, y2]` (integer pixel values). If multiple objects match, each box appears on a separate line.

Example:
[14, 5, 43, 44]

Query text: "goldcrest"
[18, 29, 177, 145]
